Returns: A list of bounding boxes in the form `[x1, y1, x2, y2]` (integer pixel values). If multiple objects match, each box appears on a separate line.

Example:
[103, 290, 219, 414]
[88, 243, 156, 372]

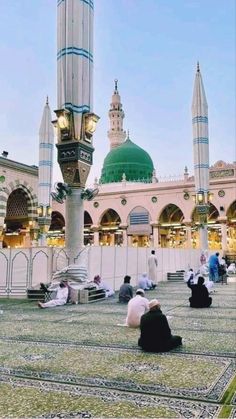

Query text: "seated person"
[138, 299, 182, 352]
[227, 263, 236, 275]
[187, 276, 212, 308]
[184, 268, 194, 283]
[118, 275, 133, 303]
[125, 289, 149, 328]
[93, 275, 115, 297]
[138, 273, 156, 290]
[38, 281, 69, 309]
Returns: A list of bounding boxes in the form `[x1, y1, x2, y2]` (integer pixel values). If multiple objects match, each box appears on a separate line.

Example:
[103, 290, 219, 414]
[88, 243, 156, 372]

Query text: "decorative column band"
[193, 137, 209, 144]
[63, 103, 90, 113]
[194, 164, 209, 169]
[57, 47, 93, 62]
[196, 188, 209, 193]
[39, 143, 54, 149]
[39, 183, 52, 187]
[39, 161, 53, 167]
[57, 0, 94, 9]
[192, 116, 208, 123]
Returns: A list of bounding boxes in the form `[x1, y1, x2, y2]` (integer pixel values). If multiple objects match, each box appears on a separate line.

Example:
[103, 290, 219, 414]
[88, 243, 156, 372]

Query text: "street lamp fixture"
[52, 109, 73, 141]
[83, 112, 100, 141]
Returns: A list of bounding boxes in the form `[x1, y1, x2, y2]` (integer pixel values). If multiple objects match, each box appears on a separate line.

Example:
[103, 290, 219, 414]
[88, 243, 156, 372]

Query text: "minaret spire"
[191, 63, 209, 249]
[108, 80, 126, 149]
[38, 97, 54, 246]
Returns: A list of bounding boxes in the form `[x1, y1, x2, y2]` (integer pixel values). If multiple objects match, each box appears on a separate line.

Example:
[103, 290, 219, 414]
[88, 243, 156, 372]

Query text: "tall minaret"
[108, 79, 126, 149]
[57, 0, 93, 139]
[38, 97, 54, 246]
[191, 62, 209, 249]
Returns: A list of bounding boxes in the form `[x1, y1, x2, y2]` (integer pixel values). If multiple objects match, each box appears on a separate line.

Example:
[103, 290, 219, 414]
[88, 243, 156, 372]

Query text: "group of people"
[123, 287, 182, 352]
[38, 249, 230, 354]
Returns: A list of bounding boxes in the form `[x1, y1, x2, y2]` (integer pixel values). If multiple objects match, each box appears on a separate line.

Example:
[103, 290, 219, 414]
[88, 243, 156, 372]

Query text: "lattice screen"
[6, 189, 28, 217]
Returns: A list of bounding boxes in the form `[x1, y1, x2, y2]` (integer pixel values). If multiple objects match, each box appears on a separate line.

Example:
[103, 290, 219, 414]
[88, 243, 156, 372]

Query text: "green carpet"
[0, 281, 235, 418]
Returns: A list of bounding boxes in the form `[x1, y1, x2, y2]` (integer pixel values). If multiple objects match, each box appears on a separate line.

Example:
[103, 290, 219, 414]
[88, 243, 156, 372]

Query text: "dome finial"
[197, 61, 200, 73]
[46, 95, 49, 105]
[127, 129, 130, 139]
[114, 79, 118, 93]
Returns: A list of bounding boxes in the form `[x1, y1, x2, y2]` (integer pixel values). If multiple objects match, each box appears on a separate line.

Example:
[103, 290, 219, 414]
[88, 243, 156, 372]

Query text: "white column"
[122, 229, 127, 247]
[91, 225, 99, 246]
[219, 220, 228, 251]
[184, 223, 192, 248]
[152, 225, 160, 248]
[65, 188, 84, 264]
[199, 226, 208, 250]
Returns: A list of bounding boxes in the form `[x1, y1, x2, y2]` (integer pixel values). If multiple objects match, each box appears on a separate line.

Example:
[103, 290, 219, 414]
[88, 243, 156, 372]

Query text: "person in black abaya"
[187, 276, 212, 308]
[138, 299, 182, 352]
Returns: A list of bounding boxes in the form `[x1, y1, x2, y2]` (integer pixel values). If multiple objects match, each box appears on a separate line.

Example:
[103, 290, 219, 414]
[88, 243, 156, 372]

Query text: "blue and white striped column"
[57, 0, 94, 140]
[38, 97, 54, 246]
[191, 63, 209, 249]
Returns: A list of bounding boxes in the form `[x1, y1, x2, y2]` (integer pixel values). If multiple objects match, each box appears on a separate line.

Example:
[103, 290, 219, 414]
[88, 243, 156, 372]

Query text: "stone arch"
[99, 208, 121, 246]
[84, 211, 94, 246]
[4, 181, 37, 221]
[191, 203, 219, 224]
[226, 200, 236, 253]
[49, 211, 65, 231]
[126, 206, 152, 247]
[158, 204, 185, 248]
[158, 203, 184, 224]
[99, 208, 121, 226]
[226, 200, 236, 220]
[191, 203, 220, 250]
[84, 211, 93, 227]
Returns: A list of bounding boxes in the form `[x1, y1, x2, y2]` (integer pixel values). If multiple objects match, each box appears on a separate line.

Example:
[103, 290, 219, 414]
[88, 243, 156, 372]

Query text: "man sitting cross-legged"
[38, 281, 68, 309]
[138, 299, 182, 352]
[125, 289, 149, 328]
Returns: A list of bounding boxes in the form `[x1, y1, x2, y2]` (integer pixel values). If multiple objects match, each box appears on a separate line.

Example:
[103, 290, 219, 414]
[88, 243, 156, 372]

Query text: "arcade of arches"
[1, 192, 236, 253]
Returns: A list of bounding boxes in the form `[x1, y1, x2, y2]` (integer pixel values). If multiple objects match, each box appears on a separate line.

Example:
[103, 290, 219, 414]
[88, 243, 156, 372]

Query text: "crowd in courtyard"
[36, 249, 236, 354]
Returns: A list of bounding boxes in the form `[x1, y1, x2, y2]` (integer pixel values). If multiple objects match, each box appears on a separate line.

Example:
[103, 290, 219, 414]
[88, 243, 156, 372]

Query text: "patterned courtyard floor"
[0, 281, 235, 418]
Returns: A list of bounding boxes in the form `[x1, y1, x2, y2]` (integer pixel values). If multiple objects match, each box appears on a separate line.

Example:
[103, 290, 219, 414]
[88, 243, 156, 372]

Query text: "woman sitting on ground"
[187, 276, 212, 308]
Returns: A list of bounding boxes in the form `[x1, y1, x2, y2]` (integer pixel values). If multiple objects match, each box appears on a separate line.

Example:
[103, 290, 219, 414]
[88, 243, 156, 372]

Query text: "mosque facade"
[0, 72, 235, 253]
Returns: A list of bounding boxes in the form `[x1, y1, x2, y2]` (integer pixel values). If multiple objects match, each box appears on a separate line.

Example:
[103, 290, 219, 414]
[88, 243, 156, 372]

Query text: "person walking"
[208, 252, 220, 282]
[148, 250, 158, 284]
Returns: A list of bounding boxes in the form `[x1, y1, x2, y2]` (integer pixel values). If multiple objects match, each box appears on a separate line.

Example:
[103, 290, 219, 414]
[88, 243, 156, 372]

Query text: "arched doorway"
[127, 206, 151, 247]
[4, 188, 35, 248]
[48, 211, 65, 247]
[84, 211, 93, 245]
[226, 201, 236, 253]
[191, 203, 220, 249]
[99, 209, 121, 246]
[158, 204, 185, 248]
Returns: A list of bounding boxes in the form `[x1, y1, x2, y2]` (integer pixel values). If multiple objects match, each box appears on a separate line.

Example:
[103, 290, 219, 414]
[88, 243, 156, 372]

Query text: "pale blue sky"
[0, 0, 235, 184]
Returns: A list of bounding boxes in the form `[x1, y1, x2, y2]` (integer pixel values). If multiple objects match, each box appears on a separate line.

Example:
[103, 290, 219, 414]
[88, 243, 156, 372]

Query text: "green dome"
[100, 138, 154, 184]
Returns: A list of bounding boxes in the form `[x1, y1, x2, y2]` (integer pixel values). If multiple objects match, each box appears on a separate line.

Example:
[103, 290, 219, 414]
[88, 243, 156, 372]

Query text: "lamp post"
[55, 1, 99, 264]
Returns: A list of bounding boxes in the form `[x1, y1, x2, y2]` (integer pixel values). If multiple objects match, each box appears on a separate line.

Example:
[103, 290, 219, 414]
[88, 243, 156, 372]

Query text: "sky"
[0, 0, 235, 186]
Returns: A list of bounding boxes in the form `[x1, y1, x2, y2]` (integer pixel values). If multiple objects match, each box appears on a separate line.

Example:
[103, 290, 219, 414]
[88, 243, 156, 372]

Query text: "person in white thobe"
[93, 275, 115, 297]
[38, 282, 68, 308]
[138, 273, 156, 290]
[148, 250, 158, 283]
[125, 289, 149, 328]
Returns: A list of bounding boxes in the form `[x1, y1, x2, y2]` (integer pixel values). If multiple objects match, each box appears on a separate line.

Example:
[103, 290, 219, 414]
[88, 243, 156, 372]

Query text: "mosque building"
[0, 69, 235, 253]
